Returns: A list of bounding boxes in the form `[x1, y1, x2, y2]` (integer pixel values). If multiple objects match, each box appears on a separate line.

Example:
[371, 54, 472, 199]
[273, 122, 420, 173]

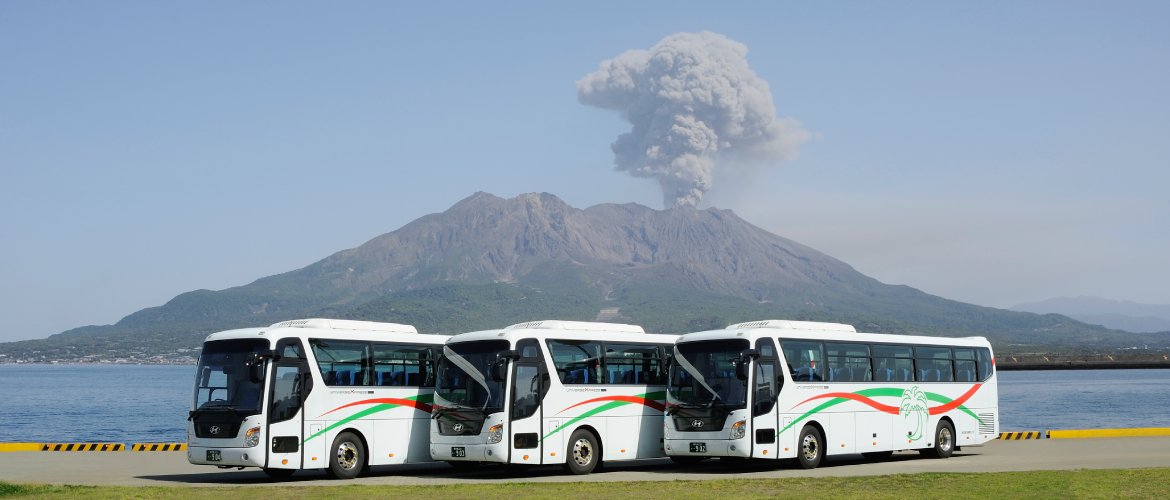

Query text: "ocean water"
[0, 365, 1167, 443]
[0, 364, 192, 443]
[997, 369, 1170, 431]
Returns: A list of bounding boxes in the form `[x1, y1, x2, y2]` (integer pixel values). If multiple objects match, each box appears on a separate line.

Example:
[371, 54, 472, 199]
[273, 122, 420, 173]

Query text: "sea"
[0, 365, 1167, 443]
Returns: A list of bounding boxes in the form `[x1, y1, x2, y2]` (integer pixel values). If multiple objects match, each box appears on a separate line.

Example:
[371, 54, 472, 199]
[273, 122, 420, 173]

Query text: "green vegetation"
[3, 468, 1170, 498]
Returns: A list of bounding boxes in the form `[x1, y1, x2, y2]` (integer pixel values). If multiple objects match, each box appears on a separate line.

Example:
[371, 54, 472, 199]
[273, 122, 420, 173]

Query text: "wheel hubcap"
[572, 438, 593, 466]
[336, 442, 358, 470]
[802, 434, 819, 461]
[939, 427, 953, 451]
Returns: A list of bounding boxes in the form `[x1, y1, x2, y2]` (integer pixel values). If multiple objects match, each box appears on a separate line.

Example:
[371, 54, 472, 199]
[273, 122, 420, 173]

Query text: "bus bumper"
[663, 439, 750, 458]
[187, 445, 265, 468]
[430, 441, 509, 463]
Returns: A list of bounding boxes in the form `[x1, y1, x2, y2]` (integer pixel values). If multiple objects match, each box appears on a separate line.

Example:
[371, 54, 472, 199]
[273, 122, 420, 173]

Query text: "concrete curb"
[131, 443, 187, 451]
[39, 443, 125, 451]
[1048, 428, 1170, 439]
[998, 431, 1046, 440]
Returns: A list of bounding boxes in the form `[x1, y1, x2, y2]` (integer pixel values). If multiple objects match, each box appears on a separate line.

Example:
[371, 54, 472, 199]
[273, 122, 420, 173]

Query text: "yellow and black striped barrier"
[998, 431, 1046, 440]
[40, 443, 126, 452]
[131, 442, 187, 452]
[1049, 428, 1170, 439]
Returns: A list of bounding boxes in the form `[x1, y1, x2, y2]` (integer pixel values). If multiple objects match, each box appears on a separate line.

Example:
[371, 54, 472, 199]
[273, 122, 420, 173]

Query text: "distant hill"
[1012, 297, 1170, 334]
[2, 192, 1166, 363]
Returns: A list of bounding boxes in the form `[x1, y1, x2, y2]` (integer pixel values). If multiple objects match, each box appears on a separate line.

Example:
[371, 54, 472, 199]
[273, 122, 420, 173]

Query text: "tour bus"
[187, 318, 448, 479]
[429, 320, 676, 474]
[664, 320, 998, 468]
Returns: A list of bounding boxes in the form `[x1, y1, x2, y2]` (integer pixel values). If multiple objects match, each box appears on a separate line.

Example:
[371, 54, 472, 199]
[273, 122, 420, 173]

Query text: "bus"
[187, 318, 448, 479]
[664, 320, 998, 468]
[429, 320, 676, 474]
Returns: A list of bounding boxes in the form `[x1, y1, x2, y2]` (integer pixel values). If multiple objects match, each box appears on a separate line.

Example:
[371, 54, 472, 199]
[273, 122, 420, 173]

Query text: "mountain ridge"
[1012, 296, 1170, 333]
[3, 192, 1166, 363]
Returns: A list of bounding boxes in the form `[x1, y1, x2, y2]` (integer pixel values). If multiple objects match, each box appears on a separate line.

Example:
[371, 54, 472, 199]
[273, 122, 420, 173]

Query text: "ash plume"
[577, 31, 809, 208]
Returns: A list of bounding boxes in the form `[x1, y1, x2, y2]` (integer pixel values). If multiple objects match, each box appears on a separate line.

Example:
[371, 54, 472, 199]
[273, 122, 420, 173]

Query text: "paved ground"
[3, 437, 1169, 487]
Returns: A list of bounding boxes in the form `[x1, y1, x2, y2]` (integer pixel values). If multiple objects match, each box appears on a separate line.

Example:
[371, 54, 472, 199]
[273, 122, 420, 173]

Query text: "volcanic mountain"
[5, 192, 1157, 361]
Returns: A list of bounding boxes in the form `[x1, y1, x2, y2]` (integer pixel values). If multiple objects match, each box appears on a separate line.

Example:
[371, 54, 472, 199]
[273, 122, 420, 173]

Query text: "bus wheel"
[797, 425, 824, 469]
[327, 431, 366, 479]
[565, 429, 600, 475]
[921, 420, 955, 459]
[261, 467, 296, 480]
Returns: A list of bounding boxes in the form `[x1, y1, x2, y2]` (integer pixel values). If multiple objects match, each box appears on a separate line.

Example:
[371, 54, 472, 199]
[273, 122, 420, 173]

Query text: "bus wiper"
[707, 392, 722, 407]
[432, 404, 485, 420]
[664, 402, 703, 415]
[188, 405, 248, 421]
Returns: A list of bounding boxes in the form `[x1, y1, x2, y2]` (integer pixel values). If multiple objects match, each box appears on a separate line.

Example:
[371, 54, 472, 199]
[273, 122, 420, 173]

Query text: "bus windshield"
[668, 339, 749, 409]
[435, 340, 508, 414]
[193, 339, 268, 414]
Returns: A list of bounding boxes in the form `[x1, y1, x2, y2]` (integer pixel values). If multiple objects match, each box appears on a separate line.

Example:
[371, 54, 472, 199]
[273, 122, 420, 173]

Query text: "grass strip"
[2, 468, 1168, 499]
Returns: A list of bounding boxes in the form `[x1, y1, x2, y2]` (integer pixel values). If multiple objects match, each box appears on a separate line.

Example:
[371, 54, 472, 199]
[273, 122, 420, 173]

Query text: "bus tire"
[796, 425, 824, 469]
[921, 420, 955, 459]
[564, 429, 600, 475]
[261, 467, 296, 480]
[327, 431, 366, 479]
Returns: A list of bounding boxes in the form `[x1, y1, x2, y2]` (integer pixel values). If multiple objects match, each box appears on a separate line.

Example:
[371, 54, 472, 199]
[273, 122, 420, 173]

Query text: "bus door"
[750, 338, 781, 459]
[267, 338, 312, 470]
[509, 339, 549, 465]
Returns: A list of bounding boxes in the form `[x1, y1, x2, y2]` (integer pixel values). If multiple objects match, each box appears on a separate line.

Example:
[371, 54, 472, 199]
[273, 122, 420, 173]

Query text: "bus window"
[781, 340, 824, 382]
[915, 347, 954, 382]
[872, 345, 914, 382]
[976, 348, 994, 381]
[373, 343, 431, 387]
[311, 339, 370, 386]
[953, 348, 977, 382]
[825, 343, 871, 382]
[548, 339, 603, 385]
[604, 343, 662, 385]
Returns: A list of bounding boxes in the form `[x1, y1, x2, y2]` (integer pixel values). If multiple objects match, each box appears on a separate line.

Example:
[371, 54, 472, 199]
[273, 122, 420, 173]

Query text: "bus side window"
[976, 348, 994, 381]
[781, 340, 824, 382]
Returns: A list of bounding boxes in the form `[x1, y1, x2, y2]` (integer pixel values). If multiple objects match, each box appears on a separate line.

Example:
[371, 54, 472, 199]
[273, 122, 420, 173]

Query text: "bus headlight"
[243, 426, 261, 448]
[730, 419, 747, 440]
[487, 423, 504, 444]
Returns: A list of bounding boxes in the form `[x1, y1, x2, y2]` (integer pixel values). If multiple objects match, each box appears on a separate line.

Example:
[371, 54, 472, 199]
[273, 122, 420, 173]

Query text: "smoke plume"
[577, 31, 809, 208]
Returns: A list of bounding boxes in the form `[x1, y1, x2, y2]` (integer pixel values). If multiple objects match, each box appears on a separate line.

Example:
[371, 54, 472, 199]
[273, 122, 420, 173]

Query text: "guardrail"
[0, 442, 186, 452]
[998, 427, 1170, 440]
[4, 430, 1170, 453]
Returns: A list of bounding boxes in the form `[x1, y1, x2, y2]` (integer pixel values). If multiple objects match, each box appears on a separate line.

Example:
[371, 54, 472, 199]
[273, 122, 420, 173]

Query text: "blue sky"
[2, 1, 1168, 341]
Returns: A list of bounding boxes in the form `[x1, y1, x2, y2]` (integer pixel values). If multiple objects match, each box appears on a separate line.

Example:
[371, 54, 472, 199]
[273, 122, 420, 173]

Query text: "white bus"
[664, 320, 998, 468]
[187, 318, 448, 479]
[429, 320, 676, 474]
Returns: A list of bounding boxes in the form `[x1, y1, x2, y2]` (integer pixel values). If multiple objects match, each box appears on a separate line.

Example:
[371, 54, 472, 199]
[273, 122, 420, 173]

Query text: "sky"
[2, 1, 1168, 342]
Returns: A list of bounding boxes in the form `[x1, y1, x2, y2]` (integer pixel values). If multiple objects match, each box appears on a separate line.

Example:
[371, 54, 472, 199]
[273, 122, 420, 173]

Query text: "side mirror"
[490, 350, 519, 382]
[247, 359, 266, 384]
[734, 349, 759, 381]
[245, 351, 275, 384]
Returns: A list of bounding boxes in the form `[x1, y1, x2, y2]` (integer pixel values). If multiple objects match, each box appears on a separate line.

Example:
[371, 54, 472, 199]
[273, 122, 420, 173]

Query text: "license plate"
[689, 442, 706, 453]
[451, 447, 466, 458]
[206, 450, 221, 462]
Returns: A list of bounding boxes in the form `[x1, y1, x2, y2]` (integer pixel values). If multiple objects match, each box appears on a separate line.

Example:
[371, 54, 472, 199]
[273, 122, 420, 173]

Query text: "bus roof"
[504, 320, 644, 334]
[449, 319, 675, 344]
[269, 318, 418, 334]
[202, 318, 443, 344]
[678, 319, 990, 348]
[725, 319, 856, 333]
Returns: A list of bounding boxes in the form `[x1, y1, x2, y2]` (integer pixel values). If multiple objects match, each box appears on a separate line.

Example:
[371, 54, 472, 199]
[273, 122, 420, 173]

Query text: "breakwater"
[997, 353, 1170, 370]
